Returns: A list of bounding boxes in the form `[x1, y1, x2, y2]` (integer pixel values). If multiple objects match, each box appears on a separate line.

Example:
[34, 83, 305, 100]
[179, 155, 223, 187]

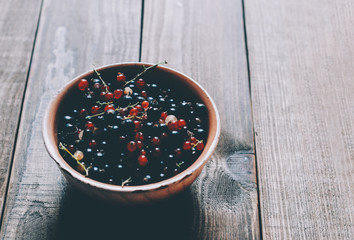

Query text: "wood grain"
[142, 0, 259, 239]
[245, 0, 354, 239]
[0, 0, 42, 215]
[0, 0, 141, 238]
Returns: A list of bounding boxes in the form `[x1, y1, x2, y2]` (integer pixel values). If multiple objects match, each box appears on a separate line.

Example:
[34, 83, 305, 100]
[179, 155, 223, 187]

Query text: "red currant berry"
[136, 140, 144, 150]
[177, 119, 186, 129]
[116, 72, 126, 83]
[89, 139, 97, 148]
[135, 78, 145, 89]
[159, 112, 167, 121]
[79, 109, 87, 118]
[100, 84, 109, 91]
[78, 79, 89, 91]
[196, 141, 205, 151]
[151, 136, 161, 146]
[135, 132, 144, 141]
[85, 121, 95, 131]
[182, 141, 192, 151]
[105, 92, 114, 102]
[91, 105, 100, 114]
[104, 104, 115, 112]
[168, 120, 178, 131]
[127, 141, 137, 152]
[100, 91, 106, 101]
[74, 151, 84, 161]
[141, 100, 149, 109]
[141, 90, 148, 99]
[138, 155, 148, 167]
[114, 89, 123, 99]
[140, 149, 147, 155]
[174, 148, 183, 158]
[134, 120, 142, 131]
[129, 107, 139, 116]
[189, 136, 197, 144]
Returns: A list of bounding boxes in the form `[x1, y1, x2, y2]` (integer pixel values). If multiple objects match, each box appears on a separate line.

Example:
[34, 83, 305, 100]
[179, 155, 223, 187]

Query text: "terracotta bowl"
[42, 62, 220, 205]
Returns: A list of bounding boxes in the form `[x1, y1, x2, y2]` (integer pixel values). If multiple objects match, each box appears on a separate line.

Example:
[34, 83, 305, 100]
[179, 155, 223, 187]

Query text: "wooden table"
[0, 0, 353, 239]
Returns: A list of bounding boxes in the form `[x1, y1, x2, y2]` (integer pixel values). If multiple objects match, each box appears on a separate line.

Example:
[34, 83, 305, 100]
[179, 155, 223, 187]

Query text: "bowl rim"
[42, 62, 221, 193]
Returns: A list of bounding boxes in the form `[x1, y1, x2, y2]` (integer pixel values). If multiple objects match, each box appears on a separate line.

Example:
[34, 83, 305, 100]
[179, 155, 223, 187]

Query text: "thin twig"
[92, 64, 109, 92]
[59, 142, 90, 176]
[121, 177, 132, 187]
[123, 60, 167, 87]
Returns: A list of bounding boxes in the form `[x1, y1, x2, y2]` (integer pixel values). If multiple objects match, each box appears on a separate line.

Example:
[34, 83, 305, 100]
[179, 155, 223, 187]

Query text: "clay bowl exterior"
[42, 62, 220, 205]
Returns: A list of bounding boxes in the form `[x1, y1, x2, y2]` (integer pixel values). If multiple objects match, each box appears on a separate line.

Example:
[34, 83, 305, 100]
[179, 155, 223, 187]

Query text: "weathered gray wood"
[0, 0, 141, 238]
[142, 0, 259, 239]
[245, 0, 354, 239]
[0, 0, 42, 216]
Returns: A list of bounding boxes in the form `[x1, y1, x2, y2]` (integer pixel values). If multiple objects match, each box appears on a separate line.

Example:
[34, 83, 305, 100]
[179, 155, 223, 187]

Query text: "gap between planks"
[0, 0, 44, 229]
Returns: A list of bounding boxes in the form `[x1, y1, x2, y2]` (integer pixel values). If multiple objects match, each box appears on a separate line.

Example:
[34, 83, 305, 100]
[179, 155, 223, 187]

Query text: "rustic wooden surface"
[0, 0, 259, 238]
[245, 0, 354, 239]
[0, 0, 141, 239]
[141, 0, 258, 239]
[0, 0, 42, 216]
[2, 0, 354, 239]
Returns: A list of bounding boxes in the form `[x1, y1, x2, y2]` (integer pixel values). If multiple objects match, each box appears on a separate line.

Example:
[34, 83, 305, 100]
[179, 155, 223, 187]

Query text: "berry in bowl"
[42, 62, 220, 204]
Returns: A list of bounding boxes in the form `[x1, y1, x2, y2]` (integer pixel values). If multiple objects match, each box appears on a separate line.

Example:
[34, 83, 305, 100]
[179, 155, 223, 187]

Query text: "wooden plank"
[142, 0, 259, 239]
[245, 0, 354, 239]
[0, 0, 141, 238]
[0, 0, 42, 216]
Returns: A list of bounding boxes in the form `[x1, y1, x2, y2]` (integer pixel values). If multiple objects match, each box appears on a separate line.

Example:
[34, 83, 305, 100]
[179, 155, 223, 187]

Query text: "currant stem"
[192, 140, 203, 148]
[121, 177, 132, 187]
[123, 60, 167, 87]
[85, 102, 139, 120]
[119, 102, 139, 111]
[92, 64, 109, 92]
[59, 142, 90, 176]
[187, 130, 194, 137]
[96, 100, 113, 106]
[176, 161, 184, 168]
[85, 166, 92, 176]
[59, 142, 75, 158]
[86, 112, 105, 120]
[124, 111, 147, 120]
